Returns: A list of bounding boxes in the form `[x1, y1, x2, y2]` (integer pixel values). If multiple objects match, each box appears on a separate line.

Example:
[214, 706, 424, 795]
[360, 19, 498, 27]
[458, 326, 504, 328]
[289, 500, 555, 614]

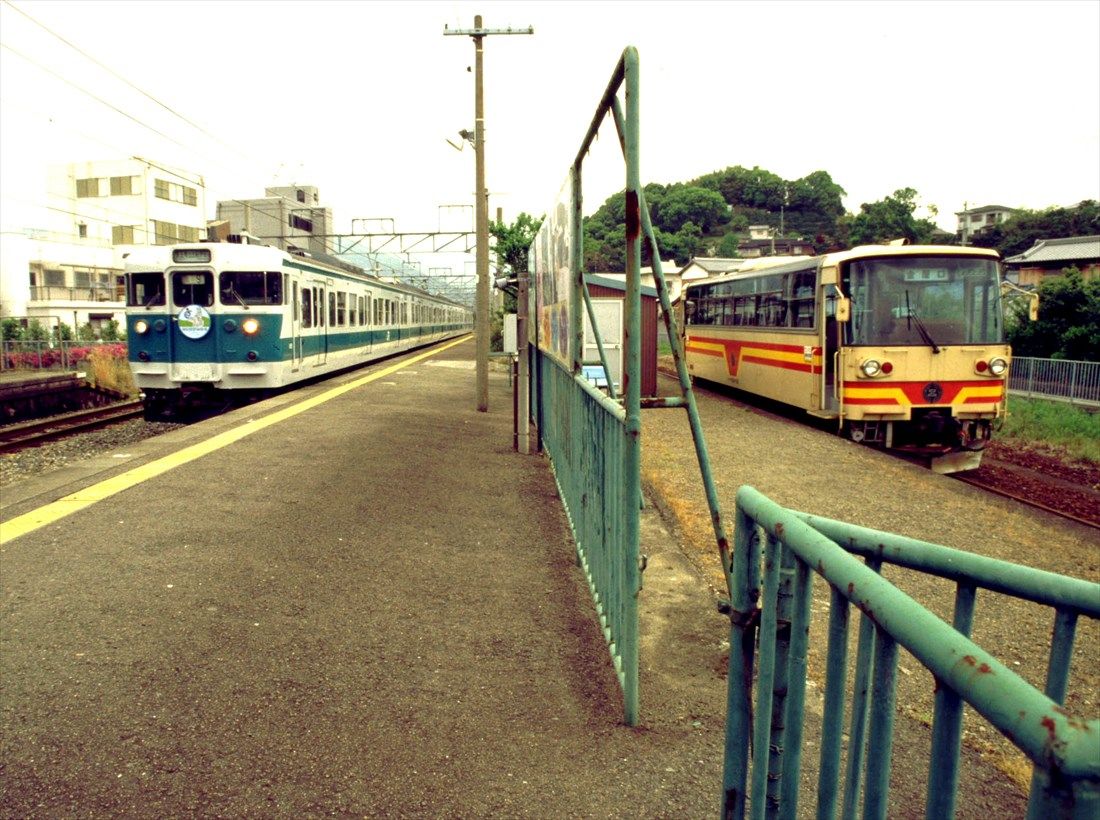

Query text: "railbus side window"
[336, 292, 347, 326]
[359, 296, 366, 327]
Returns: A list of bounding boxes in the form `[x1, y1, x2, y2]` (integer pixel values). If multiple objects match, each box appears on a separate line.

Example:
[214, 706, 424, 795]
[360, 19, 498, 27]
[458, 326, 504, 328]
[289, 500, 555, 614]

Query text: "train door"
[291, 279, 303, 372]
[583, 298, 624, 392]
[168, 267, 217, 383]
[364, 293, 373, 352]
[302, 279, 327, 367]
[317, 281, 329, 366]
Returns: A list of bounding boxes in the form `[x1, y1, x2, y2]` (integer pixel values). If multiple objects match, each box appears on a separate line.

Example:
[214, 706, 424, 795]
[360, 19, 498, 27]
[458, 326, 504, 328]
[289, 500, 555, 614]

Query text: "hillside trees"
[967, 200, 1100, 258]
[582, 165, 849, 269]
[845, 187, 940, 246]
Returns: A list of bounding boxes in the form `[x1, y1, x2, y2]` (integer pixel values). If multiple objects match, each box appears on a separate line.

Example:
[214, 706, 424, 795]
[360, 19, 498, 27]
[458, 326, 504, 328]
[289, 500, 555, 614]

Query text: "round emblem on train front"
[177, 304, 211, 339]
[923, 382, 943, 403]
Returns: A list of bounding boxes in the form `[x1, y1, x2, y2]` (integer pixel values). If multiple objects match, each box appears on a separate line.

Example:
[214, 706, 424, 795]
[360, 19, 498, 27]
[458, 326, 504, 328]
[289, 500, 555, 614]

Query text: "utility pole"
[445, 16, 533, 412]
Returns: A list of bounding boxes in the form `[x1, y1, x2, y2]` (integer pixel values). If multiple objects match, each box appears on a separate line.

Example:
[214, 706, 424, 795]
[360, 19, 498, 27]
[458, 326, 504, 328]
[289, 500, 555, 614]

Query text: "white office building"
[0, 158, 207, 335]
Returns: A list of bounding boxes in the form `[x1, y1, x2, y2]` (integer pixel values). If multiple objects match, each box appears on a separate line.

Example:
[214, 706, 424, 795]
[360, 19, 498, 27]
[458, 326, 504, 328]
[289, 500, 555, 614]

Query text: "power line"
[0, 41, 196, 155]
[1, 0, 254, 164]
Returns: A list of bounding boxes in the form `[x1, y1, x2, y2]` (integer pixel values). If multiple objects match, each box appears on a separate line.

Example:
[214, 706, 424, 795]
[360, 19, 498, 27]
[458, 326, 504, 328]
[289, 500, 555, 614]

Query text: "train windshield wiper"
[223, 285, 248, 308]
[905, 290, 940, 353]
[144, 290, 162, 310]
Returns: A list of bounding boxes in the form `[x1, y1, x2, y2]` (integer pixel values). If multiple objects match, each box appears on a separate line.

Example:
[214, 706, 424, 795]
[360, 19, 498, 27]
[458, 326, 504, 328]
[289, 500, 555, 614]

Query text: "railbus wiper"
[905, 290, 940, 353]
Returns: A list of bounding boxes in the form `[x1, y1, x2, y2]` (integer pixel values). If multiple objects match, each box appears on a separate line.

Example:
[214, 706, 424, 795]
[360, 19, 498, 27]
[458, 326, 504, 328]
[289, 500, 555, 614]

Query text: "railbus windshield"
[842, 255, 1003, 347]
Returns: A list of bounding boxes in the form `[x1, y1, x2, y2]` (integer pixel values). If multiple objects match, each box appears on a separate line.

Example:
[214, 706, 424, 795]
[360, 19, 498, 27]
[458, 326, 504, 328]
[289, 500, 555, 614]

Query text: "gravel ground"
[641, 372, 1100, 810]
[2, 376, 1096, 816]
[0, 419, 183, 487]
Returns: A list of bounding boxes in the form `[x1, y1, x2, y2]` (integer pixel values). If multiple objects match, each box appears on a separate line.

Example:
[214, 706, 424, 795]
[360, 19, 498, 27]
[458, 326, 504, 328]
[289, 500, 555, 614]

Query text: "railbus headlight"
[988, 356, 1008, 376]
[242, 317, 260, 335]
[134, 320, 149, 334]
[860, 359, 882, 377]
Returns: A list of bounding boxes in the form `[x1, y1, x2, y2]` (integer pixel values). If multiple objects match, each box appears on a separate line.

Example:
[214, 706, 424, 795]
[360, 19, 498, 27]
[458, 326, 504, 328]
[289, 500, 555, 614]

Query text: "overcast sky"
[2, 0, 1098, 268]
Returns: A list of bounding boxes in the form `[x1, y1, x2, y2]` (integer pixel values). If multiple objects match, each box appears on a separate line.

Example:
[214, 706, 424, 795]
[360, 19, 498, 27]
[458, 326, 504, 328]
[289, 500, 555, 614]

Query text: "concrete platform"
[0, 337, 728, 817]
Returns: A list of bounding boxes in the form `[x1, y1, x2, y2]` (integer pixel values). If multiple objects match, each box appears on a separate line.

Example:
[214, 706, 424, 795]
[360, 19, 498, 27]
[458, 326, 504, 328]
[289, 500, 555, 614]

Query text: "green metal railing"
[536, 348, 637, 719]
[722, 486, 1100, 819]
[528, 45, 734, 725]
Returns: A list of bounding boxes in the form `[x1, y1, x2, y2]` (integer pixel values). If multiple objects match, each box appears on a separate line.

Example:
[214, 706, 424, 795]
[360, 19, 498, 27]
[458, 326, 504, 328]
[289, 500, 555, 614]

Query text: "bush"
[85, 344, 135, 395]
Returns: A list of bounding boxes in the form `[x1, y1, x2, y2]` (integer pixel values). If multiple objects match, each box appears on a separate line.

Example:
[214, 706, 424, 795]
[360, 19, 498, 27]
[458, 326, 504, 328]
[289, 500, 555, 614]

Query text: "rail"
[722, 486, 1100, 819]
[1009, 356, 1100, 406]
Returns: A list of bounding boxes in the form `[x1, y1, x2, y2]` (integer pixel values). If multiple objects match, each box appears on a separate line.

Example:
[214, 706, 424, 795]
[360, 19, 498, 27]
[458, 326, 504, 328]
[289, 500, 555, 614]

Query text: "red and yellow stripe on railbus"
[843, 380, 1004, 407]
[685, 335, 822, 377]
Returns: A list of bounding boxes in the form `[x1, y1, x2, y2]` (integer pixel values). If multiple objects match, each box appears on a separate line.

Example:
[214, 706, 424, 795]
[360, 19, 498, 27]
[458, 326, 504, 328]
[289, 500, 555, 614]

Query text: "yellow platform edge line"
[0, 336, 470, 546]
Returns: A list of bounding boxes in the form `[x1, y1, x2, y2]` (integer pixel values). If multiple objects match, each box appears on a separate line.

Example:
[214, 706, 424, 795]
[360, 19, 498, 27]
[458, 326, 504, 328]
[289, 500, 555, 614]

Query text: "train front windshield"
[843, 256, 1003, 347]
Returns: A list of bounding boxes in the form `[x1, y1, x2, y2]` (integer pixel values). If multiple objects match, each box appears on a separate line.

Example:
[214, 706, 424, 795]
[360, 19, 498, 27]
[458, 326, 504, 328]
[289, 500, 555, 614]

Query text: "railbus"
[681, 244, 1009, 472]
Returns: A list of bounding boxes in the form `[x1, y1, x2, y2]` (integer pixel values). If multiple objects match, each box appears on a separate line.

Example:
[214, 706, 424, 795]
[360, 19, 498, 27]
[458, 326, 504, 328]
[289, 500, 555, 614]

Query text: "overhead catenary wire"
[0, 4, 461, 281]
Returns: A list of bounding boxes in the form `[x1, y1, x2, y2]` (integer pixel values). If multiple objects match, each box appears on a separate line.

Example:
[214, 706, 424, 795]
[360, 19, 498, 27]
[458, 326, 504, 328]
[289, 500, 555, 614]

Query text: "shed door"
[583, 298, 623, 392]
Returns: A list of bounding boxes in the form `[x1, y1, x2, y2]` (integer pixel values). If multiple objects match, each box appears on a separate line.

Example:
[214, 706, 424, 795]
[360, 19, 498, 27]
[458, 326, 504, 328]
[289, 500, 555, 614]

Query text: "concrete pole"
[474, 16, 489, 412]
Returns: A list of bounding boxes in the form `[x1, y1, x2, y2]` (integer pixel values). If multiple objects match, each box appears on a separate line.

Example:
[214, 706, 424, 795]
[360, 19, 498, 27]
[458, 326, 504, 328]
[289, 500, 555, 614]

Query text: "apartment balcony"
[29, 286, 124, 303]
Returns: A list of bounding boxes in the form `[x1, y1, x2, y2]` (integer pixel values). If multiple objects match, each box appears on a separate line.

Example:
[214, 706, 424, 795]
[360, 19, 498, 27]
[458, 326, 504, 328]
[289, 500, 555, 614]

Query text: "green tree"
[652, 185, 729, 234]
[716, 232, 741, 257]
[2, 318, 25, 340]
[1006, 268, 1100, 361]
[101, 319, 122, 341]
[25, 319, 49, 341]
[848, 188, 940, 245]
[490, 212, 544, 312]
[52, 322, 74, 342]
[78, 322, 98, 341]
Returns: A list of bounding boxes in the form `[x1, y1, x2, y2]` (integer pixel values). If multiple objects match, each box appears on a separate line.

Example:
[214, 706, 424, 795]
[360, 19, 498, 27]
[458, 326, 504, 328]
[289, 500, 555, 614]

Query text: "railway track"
[657, 367, 1100, 532]
[0, 400, 144, 454]
[950, 458, 1100, 531]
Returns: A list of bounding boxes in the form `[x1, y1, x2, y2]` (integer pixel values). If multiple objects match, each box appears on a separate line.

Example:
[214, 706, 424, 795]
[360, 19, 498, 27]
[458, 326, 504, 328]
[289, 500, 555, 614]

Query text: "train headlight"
[860, 359, 882, 377]
[988, 356, 1008, 376]
[242, 317, 260, 335]
[134, 320, 149, 334]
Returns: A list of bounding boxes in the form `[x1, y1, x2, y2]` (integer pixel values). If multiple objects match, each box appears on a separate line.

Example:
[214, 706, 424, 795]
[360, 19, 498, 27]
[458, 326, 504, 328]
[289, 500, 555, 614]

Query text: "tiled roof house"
[1004, 235, 1100, 286]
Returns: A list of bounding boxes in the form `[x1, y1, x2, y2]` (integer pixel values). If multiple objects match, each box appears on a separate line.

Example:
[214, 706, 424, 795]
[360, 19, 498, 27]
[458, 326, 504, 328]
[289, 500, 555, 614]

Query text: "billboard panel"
[530, 172, 574, 367]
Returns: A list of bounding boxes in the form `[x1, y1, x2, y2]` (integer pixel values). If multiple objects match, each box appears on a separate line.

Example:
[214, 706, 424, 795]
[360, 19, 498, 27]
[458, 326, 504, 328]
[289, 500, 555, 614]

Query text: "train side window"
[336, 292, 347, 326]
[302, 288, 313, 328]
[359, 296, 366, 326]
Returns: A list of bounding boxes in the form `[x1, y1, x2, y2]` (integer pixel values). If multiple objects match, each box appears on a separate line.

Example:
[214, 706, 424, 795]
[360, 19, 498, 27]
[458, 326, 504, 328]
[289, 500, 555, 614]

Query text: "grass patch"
[1000, 397, 1100, 462]
[85, 345, 136, 397]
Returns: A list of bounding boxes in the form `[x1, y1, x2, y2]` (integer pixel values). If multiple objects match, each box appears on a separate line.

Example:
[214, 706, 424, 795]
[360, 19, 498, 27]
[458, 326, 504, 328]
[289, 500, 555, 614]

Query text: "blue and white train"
[124, 240, 472, 419]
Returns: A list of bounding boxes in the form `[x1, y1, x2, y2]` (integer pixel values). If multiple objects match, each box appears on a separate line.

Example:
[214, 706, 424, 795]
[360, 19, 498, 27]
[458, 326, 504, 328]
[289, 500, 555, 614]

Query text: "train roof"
[122, 242, 471, 310]
[685, 244, 1002, 289]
